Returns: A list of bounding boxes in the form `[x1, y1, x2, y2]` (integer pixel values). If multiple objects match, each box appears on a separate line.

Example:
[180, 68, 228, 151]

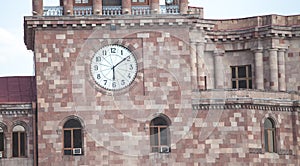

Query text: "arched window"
[0, 127, 4, 156]
[63, 119, 83, 155]
[12, 125, 26, 157]
[150, 116, 170, 153]
[264, 118, 276, 153]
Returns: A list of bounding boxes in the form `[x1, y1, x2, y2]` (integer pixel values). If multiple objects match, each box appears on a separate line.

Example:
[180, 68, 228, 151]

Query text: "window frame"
[0, 130, 4, 157]
[63, 119, 83, 155]
[149, 116, 170, 153]
[73, 0, 92, 6]
[131, 0, 149, 6]
[264, 118, 277, 153]
[231, 65, 252, 89]
[12, 126, 26, 158]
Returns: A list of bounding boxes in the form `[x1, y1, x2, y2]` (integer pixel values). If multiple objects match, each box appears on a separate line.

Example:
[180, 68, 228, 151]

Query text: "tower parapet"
[33, 0, 203, 17]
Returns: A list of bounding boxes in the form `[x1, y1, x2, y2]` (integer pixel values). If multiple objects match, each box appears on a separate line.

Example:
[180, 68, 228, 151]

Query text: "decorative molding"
[278, 149, 293, 155]
[249, 148, 263, 154]
[192, 103, 295, 112]
[0, 103, 33, 115]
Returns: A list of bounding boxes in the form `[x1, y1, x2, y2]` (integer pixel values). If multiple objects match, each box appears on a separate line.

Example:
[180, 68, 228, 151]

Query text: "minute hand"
[112, 56, 129, 69]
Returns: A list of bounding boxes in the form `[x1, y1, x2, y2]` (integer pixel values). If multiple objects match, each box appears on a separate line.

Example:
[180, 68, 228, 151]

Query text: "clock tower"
[25, 0, 205, 165]
[24, 0, 300, 165]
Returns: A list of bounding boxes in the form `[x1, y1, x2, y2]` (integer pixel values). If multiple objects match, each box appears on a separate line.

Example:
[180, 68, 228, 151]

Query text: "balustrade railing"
[102, 6, 122, 16]
[132, 6, 151, 15]
[43, 6, 63, 16]
[73, 6, 93, 16]
[160, 5, 179, 14]
[42, 5, 180, 16]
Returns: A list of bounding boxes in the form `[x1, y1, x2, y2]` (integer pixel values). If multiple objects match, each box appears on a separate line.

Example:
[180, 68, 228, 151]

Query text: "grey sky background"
[0, 0, 299, 76]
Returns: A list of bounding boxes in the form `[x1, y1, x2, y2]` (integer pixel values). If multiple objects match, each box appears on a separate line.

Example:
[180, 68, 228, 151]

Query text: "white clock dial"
[91, 45, 138, 91]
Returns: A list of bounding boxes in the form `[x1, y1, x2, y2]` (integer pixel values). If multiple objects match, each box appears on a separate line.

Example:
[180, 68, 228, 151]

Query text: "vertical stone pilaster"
[253, 48, 264, 90]
[269, 48, 279, 91]
[63, 0, 73, 16]
[278, 49, 286, 91]
[180, 0, 188, 14]
[32, 0, 43, 16]
[122, 0, 131, 15]
[151, 0, 160, 14]
[214, 49, 225, 89]
[93, 0, 102, 15]
[196, 42, 206, 90]
[190, 42, 198, 90]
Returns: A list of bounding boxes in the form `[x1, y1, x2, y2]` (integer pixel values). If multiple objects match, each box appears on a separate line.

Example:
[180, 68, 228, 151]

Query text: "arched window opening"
[12, 125, 26, 157]
[150, 116, 170, 153]
[0, 127, 4, 157]
[63, 119, 83, 155]
[264, 118, 276, 153]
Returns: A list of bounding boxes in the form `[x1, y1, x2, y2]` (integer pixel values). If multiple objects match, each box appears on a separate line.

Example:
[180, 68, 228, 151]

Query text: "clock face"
[91, 45, 138, 91]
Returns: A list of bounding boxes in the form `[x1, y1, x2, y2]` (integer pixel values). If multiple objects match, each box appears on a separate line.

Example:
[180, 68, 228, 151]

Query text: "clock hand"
[112, 67, 115, 81]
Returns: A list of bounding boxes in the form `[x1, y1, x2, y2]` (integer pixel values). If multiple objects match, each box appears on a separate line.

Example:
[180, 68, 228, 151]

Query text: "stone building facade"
[16, 0, 300, 165]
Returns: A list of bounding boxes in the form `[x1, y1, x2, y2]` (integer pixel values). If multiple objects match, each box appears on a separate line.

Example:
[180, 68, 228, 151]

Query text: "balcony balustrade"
[42, 5, 191, 16]
[132, 6, 151, 15]
[102, 6, 122, 15]
[43, 6, 63, 16]
[73, 6, 93, 16]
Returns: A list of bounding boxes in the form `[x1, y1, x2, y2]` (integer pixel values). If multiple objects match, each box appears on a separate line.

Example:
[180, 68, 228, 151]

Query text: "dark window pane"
[13, 132, 19, 157]
[248, 65, 252, 77]
[0, 133, 4, 151]
[264, 130, 269, 152]
[264, 118, 273, 129]
[103, 0, 121, 6]
[64, 150, 72, 155]
[151, 117, 168, 126]
[160, 127, 168, 145]
[231, 67, 236, 78]
[64, 130, 71, 148]
[238, 80, 247, 89]
[249, 80, 252, 89]
[232, 81, 236, 89]
[64, 119, 81, 128]
[238, 66, 246, 78]
[269, 131, 275, 152]
[73, 129, 82, 148]
[20, 133, 25, 157]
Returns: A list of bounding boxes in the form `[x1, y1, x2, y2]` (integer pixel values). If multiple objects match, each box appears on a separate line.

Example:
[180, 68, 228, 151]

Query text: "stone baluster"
[93, 0, 102, 15]
[32, 0, 43, 16]
[253, 48, 264, 90]
[122, 0, 131, 14]
[214, 49, 225, 89]
[151, 0, 160, 14]
[63, 0, 74, 16]
[180, 0, 188, 14]
[269, 48, 279, 91]
[278, 48, 286, 91]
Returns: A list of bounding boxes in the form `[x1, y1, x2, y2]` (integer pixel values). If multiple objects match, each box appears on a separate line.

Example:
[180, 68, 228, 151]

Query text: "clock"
[91, 45, 138, 91]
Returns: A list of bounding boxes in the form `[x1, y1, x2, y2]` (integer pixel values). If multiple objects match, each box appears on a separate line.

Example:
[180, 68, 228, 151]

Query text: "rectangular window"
[103, 0, 122, 6]
[132, 0, 148, 5]
[74, 0, 92, 6]
[231, 65, 252, 89]
[63, 128, 82, 155]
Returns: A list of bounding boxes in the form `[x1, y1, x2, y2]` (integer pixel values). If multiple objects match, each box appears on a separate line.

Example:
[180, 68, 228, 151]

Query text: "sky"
[0, 0, 299, 76]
